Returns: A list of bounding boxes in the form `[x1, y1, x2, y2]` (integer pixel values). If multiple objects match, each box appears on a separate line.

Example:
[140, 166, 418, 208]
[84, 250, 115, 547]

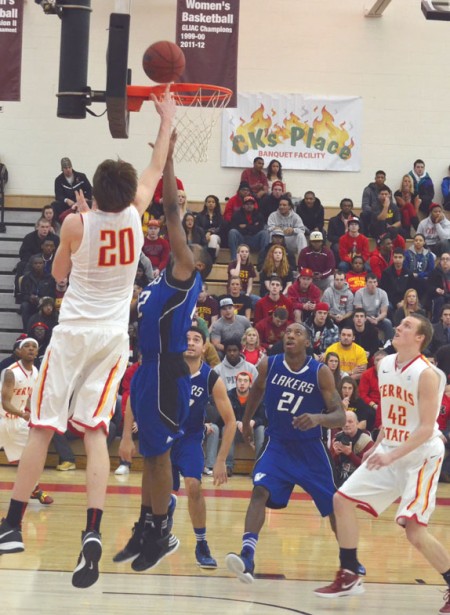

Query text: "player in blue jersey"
[114, 133, 213, 572]
[226, 322, 346, 583]
[171, 326, 235, 568]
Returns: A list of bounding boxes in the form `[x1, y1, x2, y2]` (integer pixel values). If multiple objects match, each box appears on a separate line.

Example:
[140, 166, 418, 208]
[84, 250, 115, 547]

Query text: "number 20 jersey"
[59, 207, 143, 328]
[265, 353, 325, 442]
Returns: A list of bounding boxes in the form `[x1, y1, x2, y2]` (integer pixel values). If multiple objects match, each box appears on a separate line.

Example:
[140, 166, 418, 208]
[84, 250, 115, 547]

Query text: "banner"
[0, 0, 23, 101]
[221, 93, 363, 171]
[175, 0, 239, 106]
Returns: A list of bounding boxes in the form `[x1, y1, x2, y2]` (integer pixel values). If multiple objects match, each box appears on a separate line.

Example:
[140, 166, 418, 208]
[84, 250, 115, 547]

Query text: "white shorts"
[0, 416, 30, 462]
[338, 438, 445, 527]
[30, 323, 129, 435]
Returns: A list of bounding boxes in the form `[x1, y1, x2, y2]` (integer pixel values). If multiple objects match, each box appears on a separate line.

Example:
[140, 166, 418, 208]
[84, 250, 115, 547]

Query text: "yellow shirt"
[325, 342, 367, 374]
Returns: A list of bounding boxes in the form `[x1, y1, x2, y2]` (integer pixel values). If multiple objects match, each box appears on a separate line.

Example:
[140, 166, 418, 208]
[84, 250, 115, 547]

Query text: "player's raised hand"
[74, 189, 89, 213]
[151, 83, 176, 122]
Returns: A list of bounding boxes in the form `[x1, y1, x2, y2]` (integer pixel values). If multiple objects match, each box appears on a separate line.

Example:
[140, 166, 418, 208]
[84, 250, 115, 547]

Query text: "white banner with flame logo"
[221, 93, 362, 172]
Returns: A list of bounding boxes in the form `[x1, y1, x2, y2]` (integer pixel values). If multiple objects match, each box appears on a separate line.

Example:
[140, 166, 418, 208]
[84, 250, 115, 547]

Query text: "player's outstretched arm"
[134, 85, 176, 217]
[242, 357, 268, 442]
[163, 131, 195, 282]
[211, 377, 237, 485]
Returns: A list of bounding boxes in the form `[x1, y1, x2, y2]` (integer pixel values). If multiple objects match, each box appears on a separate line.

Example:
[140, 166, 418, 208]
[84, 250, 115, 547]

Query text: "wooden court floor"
[1, 464, 449, 614]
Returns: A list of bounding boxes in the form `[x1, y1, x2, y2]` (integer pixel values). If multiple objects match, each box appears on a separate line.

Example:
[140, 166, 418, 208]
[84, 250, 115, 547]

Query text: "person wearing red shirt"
[240, 157, 269, 200]
[338, 217, 370, 272]
[114, 359, 140, 475]
[358, 350, 387, 429]
[255, 307, 292, 350]
[141, 220, 170, 277]
[152, 176, 184, 204]
[254, 276, 293, 323]
[286, 268, 321, 322]
[345, 256, 367, 294]
[223, 182, 252, 223]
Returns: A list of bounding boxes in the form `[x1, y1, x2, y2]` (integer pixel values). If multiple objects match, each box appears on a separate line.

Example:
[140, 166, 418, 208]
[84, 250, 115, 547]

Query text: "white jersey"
[59, 206, 144, 328]
[378, 353, 445, 447]
[0, 361, 38, 418]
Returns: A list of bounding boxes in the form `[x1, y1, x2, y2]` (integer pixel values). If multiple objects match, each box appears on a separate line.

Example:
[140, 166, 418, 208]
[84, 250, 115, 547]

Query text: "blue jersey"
[137, 264, 202, 359]
[184, 362, 218, 438]
[265, 353, 325, 442]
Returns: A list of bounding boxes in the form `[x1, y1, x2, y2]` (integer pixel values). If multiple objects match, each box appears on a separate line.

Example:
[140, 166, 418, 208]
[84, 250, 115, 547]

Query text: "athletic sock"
[6, 499, 28, 529]
[86, 508, 103, 533]
[242, 532, 258, 559]
[153, 514, 168, 537]
[442, 568, 450, 587]
[339, 547, 359, 574]
[194, 527, 206, 542]
[139, 505, 152, 525]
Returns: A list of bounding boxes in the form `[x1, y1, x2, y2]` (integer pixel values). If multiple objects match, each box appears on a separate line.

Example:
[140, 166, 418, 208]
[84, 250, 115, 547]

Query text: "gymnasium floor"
[1, 465, 449, 614]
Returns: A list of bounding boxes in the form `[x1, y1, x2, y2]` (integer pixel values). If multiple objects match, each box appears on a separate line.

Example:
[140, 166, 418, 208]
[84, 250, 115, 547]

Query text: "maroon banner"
[176, 0, 239, 107]
[0, 0, 23, 101]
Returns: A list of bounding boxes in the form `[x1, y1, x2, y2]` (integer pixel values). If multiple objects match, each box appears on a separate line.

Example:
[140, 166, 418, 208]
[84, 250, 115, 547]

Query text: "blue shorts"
[130, 356, 191, 458]
[170, 434, 204, 491]
[253, 436, 336, 516]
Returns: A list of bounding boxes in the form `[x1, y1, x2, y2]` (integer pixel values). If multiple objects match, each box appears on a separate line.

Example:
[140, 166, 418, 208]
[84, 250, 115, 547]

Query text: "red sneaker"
[439, 589, 450, 614]
[314, 568, 364, 598]
[31, 487, 54, 505]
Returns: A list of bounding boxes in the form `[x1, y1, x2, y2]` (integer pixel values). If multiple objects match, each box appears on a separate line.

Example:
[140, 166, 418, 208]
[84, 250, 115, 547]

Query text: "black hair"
[188, 326, 206, 344]
[223, 337, 242, 351]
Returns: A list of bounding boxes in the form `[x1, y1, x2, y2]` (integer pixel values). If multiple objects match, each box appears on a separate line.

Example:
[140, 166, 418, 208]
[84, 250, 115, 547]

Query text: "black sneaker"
[0, 518, 24, 554]
[131, 528, 179, 572]
[112, 521, 144, 563]
[72, 530, 102, 588]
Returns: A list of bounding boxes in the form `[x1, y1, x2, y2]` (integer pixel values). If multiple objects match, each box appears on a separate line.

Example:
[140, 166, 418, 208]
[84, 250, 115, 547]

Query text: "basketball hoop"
[127, 83, 233, 163]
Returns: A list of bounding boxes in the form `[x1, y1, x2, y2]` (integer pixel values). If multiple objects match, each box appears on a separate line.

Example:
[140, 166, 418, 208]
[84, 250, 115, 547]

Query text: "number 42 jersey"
[265, 353, 325, 442]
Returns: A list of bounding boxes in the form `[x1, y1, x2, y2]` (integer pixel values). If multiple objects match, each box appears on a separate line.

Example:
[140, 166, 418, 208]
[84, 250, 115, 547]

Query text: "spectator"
[213, 338, 258, 391]
[228, 243, 258, 300]
[296, 191, 326, 239]
[223, 181, 252, 223]
[26, 237, 57, 277]
[265, 159, 285, 192]
[358, 349, 387, 431]
[27, 296, 58, 334]
[219, 277, 252, 320]
[369, 233, 393, 280]
[259, 244, 294, 296]
[255, 307, 291, 350]
[267, 195, 306, 259]
[441, 164, 450, 211]
[196, 194, 223, 263]
[351, 308, 380, 360]
[324, 351, 348, 387]
[425, 253, 450, 322]
[182, 212, 207, 246]
[361, 170, 390, 235]
[380, 248, 416, 313]
[327, 197, 356, 263]
[325, 327, 367, 381]
[345, 255, 367, 295]
[41, 204, 60, 235]
[191, 317, 220, 367]
[20, 255, 56, 330]
[429, 303, 450, 355]
[257, 229, 297, 272]
[322, 270, 354, 327]
[297, 230, 335, 292]
[240, 156, 269, 200]
[17, 218, 60, 275]
[228, 196, 269, 261]
[304, 301, 339, 361]
[141, 219, 170, 277]
[408, 158, 434, 216]
[286, 267, 321, 323]
[134, 263, 150, 289]
[210, 297, 252, 355]
[354, 273, 394, 342]
[338, 217, 370, 272]
[152, 174, 184, 205]
[394, 174, 420, 238]
[196, 283, 219, 329]
[0, 334, 28, 375]
[331, 411, 374, 487]
[241, 327, 266, 366]
[338, 377, 376, 431]
[177, 189, 189, 219]
[417, 203, 450, 257]
[393, 288, 426, 327]
[28, 321, 52, 361]
[369, 185, 401, 238]
[403, 233, 435, 298]
[259, 180, 285, 221]
[53, 157, 92, 221]
[254, 276, 294, 323]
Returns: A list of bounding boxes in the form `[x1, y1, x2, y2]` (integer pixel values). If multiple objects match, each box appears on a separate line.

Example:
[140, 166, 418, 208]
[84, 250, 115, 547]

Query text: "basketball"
[142, 41, 186, 84]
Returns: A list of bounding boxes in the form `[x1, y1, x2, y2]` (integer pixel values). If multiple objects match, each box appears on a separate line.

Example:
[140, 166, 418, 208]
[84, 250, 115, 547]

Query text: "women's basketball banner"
[175, 0, 239, 106]
[0, 0, 23, 101]
[221, 93, 363, 171]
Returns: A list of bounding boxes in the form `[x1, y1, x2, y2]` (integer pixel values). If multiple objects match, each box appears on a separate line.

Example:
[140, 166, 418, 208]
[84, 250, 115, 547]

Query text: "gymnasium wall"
[2, 0, 450, 208]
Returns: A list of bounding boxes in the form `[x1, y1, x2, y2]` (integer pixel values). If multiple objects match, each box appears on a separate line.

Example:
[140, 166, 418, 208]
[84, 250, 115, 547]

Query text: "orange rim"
[126, 83, 233, 111]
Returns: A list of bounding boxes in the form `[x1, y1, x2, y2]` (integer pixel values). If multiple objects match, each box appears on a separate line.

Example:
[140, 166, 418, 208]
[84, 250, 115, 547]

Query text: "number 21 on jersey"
[277, 392, 304, 414]
[98, 228, 134, 266]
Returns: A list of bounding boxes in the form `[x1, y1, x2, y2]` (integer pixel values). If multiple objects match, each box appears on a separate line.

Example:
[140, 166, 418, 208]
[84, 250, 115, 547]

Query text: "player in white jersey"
[0, 86, 176, 590]
[315, 314, 450, 615]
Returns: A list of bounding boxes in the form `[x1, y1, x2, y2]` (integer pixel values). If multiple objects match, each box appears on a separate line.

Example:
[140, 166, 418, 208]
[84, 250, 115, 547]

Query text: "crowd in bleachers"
[3, 154, 450, 482]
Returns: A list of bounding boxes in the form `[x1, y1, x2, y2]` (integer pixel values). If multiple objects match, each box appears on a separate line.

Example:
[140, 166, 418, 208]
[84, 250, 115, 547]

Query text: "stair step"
[0, 275, 13, 290]
[0, 311, 21, 327]
[0, 256, 19, 271]
[0, 225, 33, 239]
[3, 209, 41, 224]
[0, 294, 19, 309]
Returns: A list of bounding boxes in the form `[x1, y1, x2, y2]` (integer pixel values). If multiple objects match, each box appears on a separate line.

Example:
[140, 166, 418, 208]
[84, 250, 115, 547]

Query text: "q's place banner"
[221, 93, 362, 172]
[0, 0, 23, 101]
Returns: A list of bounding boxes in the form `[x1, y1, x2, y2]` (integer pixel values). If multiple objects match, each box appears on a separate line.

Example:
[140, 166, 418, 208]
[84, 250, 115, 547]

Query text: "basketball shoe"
[314, 568, 365, 598]
[0, 518, 24, 554]
[131, 529, 179, 572]
[225, 549, 255, 584]
[167, 494, 177, 534]
[195, 540, 217, 569]
[30, 487, 53, 505]
[112, 521, 144, 563]
[440, 589, 450, 614]
[72, 530, 102, 588]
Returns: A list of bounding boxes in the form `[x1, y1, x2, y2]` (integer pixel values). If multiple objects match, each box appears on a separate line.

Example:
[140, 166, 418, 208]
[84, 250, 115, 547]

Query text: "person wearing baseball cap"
[298, 230, 335, 292]
[259, 179, 285, 221]
[286, 268, 321, 322]
[223, 181, 253, 223]
[338, 216, 370, 273]
[228, 195, 269, 261]
[53, 157, 92, 222]
[211, 298, 252, 355]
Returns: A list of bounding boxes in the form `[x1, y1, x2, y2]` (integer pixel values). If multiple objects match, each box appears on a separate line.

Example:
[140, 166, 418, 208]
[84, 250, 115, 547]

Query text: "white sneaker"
[115, 464, 130, 476]
[203, 467, 213, 476]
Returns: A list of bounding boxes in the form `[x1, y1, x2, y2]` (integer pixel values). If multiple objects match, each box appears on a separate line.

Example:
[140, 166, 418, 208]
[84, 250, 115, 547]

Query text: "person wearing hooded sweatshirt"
[322, 270, 354, 328]
[417, 203, 450, 256]
[213, 338, 258, 392]
[296, 190, 326, 239]
[361, 170, 392, 235]
[408, 158, 435, 216]
[403, 232, 435, 298]
[267, 195, 306, 259]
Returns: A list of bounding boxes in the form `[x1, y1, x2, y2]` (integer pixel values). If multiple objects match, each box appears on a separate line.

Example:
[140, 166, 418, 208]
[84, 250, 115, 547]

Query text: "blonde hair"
[242, 326, 261, 348]
[177, 190, 188, 218]
[402, 288, 420, 317]
[400, 174, 414, 194]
